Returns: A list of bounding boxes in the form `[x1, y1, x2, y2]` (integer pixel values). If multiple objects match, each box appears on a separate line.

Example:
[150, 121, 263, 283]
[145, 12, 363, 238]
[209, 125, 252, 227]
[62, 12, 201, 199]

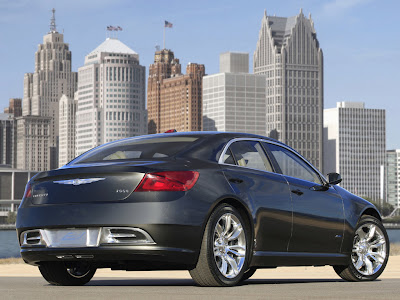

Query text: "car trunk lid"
[28, 161, 166, 205]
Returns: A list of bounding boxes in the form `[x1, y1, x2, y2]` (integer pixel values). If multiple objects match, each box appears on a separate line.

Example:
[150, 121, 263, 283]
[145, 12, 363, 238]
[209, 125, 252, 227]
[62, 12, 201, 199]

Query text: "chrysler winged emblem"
[53, 178, 105, 185]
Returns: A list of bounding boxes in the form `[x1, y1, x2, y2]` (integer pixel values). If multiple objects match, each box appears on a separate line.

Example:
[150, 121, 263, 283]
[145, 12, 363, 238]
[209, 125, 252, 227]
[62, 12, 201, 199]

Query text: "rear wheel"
[241, 267, 257, 281]
[190, 204, 251, 286]
[333, 215, 389, 281]
[39, 262, 96, 286]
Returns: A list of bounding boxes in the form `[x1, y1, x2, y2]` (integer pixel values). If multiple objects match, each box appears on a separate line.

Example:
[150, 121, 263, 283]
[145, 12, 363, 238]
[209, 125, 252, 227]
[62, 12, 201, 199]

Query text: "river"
[1, 229, 400, 259]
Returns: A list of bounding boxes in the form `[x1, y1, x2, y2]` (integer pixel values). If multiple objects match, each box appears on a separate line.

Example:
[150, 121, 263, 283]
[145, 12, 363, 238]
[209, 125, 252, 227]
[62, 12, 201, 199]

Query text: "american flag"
[164, 21, 173, 28]
[107, 26, 122, 31]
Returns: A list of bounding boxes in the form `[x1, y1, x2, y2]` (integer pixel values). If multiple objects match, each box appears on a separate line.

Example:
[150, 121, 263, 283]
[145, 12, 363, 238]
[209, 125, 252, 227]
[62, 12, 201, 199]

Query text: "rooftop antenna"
[50, 8, 57, 33]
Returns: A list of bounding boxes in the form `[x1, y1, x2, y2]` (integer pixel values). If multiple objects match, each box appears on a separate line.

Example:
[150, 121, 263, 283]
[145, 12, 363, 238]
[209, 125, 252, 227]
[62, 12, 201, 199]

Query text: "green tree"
[6, 211, 17, 224]
[362, 197, 394, 217]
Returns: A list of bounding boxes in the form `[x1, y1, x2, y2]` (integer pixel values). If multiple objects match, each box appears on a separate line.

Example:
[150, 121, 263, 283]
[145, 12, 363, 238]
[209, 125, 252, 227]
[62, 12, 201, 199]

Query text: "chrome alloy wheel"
[352, 223, 387, 276]
[213, 213, 246, 278]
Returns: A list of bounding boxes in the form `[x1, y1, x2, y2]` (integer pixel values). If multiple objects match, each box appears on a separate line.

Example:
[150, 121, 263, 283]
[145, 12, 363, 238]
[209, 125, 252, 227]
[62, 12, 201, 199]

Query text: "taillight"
[23, 183, 32, 198]
[135, 171, 199, 192]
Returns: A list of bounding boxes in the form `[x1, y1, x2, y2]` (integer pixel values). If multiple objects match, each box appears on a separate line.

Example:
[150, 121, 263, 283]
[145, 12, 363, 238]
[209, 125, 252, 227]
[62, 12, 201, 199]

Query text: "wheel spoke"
[354, 255, 364, 270]
[367, 252, 385, 264]
[366, 225, 376, 242]
[357, 228, 367, 240]
[226, 255, 239, 275]
[227, 246, 245, 257]
[227, 224, 243, 241]
[369, 238, 386, 248]
[220, 258, 228, 275]
[222, 215, 232, 236]
[364, 257, 373, 275]
[228, 245, 246, 252]
[215, 223, 223, 237]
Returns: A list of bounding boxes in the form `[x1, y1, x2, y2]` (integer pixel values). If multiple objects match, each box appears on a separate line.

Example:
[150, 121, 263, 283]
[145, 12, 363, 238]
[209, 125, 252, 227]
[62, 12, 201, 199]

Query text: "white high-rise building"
[387, 150, 400, 208]
[203, 52, 267, 135]
[16, 116, 52, 171]
[219, 52, 249, 74]
[254, 9, 323, 170]
[21, 9, 77, 169]
[75, 38, 147, 156]
[58, 94, 77, 167]
[324, 102, 386, 201]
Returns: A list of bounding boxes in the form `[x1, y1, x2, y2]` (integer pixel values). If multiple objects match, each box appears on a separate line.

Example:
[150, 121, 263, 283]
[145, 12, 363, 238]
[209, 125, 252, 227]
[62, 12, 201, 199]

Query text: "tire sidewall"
[205, 204, 251, 286]
[348, 216, 390, 281]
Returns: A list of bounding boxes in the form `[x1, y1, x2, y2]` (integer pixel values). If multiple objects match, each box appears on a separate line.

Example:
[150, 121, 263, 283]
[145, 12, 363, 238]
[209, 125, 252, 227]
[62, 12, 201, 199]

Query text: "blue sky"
[1, 0, 399, 148]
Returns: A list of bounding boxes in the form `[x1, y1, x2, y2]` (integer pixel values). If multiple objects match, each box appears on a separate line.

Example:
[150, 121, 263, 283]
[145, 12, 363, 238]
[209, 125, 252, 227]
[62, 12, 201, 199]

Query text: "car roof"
[130, 131, 282, 142]
[146, 131, 289, 147]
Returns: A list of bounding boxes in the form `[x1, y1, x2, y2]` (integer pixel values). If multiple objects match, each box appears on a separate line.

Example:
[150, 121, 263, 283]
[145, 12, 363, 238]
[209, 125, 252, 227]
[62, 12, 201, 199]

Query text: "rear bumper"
[20, 244, 197, 269]
[16, 193, 209, 268]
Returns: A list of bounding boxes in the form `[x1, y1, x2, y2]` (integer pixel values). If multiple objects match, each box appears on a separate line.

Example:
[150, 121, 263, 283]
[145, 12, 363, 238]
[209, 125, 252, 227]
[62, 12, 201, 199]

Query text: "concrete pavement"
[1, 256, 399, 299]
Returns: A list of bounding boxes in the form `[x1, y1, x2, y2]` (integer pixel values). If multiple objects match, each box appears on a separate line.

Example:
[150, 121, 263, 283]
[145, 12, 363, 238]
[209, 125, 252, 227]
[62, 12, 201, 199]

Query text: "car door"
[264, 142, 344, 254]
[219, 139, 293, 253]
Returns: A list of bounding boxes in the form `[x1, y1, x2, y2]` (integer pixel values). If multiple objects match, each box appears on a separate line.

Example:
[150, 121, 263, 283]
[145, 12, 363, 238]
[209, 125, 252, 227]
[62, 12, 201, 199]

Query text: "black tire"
[333, 215, 389, 281]
[189, 204, 252, 287]
[241, 267, 257, 281]
[39, 262, 96, 286]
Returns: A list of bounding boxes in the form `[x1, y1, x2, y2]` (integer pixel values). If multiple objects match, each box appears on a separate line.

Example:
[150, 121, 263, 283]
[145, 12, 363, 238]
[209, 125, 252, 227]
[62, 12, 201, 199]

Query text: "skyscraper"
[0, 113, 15, 167]
[147, 49, 205, 134]
[22, 9, 77, 169]
[75, 37, 147, 156]
[254, 9, 323, 170]
[16, 116, 51, 171]
[58, 94, 77, 167]
[386, 150, 400, 209]
[219, 52, 249, 73]
[203, 52, 267, 135]
[4, 98, 22, 118]
[324, 102, 386, 201]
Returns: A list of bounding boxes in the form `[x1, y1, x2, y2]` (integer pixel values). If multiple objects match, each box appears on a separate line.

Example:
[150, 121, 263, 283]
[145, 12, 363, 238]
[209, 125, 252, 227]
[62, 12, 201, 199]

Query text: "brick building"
[147, 49, 205, 133]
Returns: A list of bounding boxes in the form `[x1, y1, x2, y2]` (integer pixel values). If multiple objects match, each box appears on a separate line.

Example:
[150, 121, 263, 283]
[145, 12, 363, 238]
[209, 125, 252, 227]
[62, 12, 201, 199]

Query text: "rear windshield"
[70, 136, 199, 164]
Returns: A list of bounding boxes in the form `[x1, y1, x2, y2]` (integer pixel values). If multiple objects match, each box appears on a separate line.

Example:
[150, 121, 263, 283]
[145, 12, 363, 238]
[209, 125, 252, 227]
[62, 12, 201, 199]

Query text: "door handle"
[229, 178, 243, 184]
[291, 189, 304, 196]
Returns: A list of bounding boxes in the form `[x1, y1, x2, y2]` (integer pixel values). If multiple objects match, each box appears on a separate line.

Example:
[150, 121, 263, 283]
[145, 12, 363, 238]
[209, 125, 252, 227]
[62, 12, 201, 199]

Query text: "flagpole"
[163, 25, 166, 49]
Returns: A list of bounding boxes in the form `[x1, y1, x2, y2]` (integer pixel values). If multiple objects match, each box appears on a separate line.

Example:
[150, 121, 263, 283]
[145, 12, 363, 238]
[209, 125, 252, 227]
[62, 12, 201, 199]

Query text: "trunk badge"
[53, 178, 105, 185]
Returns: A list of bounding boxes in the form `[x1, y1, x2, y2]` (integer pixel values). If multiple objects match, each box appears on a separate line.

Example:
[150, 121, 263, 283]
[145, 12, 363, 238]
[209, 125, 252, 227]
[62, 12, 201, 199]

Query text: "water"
[0, 230, 20, 258]
[1, 229, 400, 259]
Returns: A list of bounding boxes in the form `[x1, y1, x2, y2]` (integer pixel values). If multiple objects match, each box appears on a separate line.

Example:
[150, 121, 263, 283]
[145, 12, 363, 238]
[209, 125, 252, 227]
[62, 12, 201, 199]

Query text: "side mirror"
[327, 173, 342, 185]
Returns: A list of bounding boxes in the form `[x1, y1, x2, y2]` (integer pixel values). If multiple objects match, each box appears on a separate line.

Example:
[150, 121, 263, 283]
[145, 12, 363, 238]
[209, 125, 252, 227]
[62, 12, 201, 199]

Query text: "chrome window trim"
[218, 137, 327, 185]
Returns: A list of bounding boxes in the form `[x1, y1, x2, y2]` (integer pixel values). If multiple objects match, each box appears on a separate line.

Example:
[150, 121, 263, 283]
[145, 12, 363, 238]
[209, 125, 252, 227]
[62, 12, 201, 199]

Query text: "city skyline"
[1, 1, 399, 149]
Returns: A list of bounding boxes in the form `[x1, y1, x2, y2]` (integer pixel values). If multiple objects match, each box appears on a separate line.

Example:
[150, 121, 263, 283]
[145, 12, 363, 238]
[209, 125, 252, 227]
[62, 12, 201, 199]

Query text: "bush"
[383, 216, 400, 223]
[5, 211, 17, 224]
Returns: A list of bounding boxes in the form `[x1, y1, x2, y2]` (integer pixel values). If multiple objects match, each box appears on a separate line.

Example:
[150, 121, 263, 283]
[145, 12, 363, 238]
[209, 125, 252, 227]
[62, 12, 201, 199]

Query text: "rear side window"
[228, 141, 273, 172]
[222, 148, 235, 165]
[71, 137, 199, 164]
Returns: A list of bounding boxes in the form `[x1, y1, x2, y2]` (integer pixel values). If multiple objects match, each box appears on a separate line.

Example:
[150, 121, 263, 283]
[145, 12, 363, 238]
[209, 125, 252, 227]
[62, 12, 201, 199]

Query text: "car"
[16, 131, 389, 287]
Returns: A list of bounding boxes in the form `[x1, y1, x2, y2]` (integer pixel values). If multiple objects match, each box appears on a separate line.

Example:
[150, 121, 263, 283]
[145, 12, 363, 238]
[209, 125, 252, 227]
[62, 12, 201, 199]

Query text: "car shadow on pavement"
[85, 278, 351, 287]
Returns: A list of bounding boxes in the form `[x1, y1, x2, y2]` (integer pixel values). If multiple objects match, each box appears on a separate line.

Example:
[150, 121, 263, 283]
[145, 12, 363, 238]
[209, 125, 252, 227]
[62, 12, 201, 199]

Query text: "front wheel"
[333, 215, 389, 281]
[189, 204, 251, 286]
[39, 262, 96, 286]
